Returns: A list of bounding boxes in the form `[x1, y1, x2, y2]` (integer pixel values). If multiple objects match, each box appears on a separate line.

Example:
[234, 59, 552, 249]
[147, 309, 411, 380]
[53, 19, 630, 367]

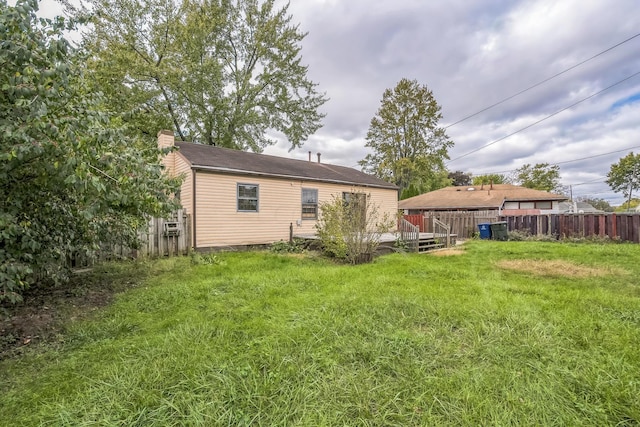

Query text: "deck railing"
[432, 218, 451, 248]
[399, 218, 419, 252]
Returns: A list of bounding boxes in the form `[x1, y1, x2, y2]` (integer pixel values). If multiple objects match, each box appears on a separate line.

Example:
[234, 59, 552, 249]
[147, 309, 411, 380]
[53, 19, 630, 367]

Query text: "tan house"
[158, 131, 399, 249]
[400, 184, 567, 216]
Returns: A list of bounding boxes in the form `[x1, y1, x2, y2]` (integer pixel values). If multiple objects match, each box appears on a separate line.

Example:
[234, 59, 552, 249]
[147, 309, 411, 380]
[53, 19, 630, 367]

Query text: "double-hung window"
[302, 188, 318, 219]
[237, 183, 259, 212]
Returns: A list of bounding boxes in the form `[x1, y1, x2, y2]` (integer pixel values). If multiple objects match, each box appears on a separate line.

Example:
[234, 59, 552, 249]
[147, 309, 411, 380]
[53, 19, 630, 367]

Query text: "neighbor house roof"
[558, 201, 603, 213]
[399, 184, 567, 210]
[175, 142, 398, 190]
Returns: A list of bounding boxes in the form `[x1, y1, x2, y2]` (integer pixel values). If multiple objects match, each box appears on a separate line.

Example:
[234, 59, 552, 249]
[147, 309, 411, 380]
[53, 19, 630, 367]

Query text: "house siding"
[194, 171, 398, 248]
[174, 153, 193, 214]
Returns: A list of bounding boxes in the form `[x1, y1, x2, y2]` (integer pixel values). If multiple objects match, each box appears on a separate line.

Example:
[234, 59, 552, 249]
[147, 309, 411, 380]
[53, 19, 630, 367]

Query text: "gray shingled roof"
[175, 142, 398, 190]
[399, 184, 567, 210]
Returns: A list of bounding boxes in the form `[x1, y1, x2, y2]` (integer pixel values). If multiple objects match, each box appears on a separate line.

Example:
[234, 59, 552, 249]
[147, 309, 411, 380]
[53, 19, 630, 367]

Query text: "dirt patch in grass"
[1, 265, 147, 360]
[429, 248, 465, 256]
[495, 259, 626, 278]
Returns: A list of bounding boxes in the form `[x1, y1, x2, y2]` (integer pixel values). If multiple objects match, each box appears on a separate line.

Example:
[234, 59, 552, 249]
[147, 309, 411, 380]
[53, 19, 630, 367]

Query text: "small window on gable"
[237, 183, 258, 212]
[302, 188, 318, 219]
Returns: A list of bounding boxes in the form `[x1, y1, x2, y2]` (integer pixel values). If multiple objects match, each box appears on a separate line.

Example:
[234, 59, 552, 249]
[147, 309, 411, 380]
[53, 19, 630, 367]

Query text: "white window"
[237, 184, 258, 212]
[302, 188, 318, 219]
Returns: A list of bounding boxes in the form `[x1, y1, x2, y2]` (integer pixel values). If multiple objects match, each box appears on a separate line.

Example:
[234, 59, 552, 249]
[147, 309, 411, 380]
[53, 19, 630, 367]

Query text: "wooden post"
[289, 222, 293, 243]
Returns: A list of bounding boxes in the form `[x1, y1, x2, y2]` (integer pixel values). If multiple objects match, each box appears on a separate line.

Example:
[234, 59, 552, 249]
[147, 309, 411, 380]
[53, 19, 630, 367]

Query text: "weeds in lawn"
[189, 252, 226, 266]
[269, 239, 307, 254]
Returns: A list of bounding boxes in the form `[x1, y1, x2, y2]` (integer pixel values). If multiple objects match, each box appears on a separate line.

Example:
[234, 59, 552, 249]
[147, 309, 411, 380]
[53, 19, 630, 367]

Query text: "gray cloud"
[273, 0, 640, 204]
[36, 0, 640, 204]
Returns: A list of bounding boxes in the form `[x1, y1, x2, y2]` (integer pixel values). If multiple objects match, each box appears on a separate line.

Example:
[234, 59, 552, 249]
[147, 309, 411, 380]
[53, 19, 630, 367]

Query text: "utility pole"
[628, 163, 638, 211]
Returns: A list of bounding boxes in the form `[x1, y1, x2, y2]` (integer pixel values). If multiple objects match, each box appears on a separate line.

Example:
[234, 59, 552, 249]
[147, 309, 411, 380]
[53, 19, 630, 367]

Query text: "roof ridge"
[176, 141, 355, 169]
[173, 141, 398, 190]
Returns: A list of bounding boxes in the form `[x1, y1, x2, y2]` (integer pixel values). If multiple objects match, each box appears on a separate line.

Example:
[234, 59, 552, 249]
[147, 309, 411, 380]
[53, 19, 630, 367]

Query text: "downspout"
[192, 169, 197, 250]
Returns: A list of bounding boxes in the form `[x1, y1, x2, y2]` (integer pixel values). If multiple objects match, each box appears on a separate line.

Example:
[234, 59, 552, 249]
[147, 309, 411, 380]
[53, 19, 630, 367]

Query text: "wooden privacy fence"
[500, 213, 640, 243]
[403, 212, 498, 239]
[402, 212, 640, 243]
[71, 210, 191, 267]
[136, 209, 192, 257]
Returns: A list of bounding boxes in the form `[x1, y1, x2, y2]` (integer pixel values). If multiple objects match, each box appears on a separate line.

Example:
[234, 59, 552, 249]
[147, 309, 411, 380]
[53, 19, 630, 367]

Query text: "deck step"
[417, 238, 446, 252]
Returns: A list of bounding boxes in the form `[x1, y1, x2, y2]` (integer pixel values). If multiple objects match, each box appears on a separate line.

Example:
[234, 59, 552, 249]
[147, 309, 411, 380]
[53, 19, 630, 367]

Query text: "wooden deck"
[294, 232, 457, 253]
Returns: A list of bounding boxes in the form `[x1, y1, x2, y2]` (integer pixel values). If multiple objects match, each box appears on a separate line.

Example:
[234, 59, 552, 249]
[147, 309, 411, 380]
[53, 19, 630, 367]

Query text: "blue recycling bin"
[478, 223, 491, 239]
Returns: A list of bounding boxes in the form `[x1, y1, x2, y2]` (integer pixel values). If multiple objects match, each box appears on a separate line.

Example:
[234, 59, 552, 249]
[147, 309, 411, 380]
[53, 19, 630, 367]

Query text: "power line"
[473, 145, 640, 175]
[554, 146, 640, 166]
[570, 177, 607, 186]
[447, 70, 640, 164]
[445, 31, 640, 129]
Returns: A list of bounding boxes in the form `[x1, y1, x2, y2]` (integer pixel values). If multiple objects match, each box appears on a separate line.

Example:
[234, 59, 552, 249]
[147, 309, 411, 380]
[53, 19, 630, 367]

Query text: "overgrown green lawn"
[1, 241, 639, 425]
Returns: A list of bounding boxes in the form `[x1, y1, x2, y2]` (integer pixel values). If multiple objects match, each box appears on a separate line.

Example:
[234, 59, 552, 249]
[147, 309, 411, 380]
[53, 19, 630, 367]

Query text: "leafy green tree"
[0, 0, 180, 303]
[76, 0, 327, 151]
[514, 163, 561, 192]
[606, 152, 640, 209]
[472, 173, 509, 186]
[359, 78, 453, 197]
[614, 198, 640, 212]
[448, 170, 472, 186]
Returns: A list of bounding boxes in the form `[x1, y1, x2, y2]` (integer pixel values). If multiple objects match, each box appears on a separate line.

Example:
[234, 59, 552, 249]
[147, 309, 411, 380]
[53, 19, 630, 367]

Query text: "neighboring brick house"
[399, 184, 567, 215]
[158, 131, 399, 249]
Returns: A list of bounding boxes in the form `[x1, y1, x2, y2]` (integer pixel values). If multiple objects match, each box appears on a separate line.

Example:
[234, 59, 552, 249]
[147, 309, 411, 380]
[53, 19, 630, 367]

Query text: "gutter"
[192, 169, 197, 249]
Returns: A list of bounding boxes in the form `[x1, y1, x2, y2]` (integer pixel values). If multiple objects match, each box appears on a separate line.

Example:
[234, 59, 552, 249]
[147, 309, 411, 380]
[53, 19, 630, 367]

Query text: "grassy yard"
[1, 241, 639, 426]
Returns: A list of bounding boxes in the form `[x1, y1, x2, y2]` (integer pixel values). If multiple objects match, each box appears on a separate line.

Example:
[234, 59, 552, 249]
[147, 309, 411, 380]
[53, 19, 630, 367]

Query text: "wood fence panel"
[404, 212, 640, 243]
[585, 214, 594, 236]
[617, 215, 627, 242]
[498, 213, 639, 243]
[403, 214, 424, 232]
[414, 211, 497, 239]
[71, 210, 191, 267]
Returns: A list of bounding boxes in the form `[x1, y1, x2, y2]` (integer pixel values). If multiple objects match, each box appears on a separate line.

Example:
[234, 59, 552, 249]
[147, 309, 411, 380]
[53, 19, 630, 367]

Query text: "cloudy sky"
[35, 0, 640, 204]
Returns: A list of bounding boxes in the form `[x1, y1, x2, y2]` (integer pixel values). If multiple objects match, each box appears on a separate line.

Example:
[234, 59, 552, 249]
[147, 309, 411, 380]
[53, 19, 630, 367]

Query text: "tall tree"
[448, 170, 472, 186]
[472, 173, 509, 186]
[360, 78, 453, 198]
[514, 163, 561, 192]
[606, 152, 640, 209]
[77, 0, 327, 151]
[0, 0, 179, 303]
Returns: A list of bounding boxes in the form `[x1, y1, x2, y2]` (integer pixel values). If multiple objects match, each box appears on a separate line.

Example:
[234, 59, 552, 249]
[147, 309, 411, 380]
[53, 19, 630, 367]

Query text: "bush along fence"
[402, 212, 640, 243]
[70, 210, 192, 268]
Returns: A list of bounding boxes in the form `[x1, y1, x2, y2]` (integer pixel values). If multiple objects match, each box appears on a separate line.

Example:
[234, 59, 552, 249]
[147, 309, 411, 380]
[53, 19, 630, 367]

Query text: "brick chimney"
[158, 130, 175, 177]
